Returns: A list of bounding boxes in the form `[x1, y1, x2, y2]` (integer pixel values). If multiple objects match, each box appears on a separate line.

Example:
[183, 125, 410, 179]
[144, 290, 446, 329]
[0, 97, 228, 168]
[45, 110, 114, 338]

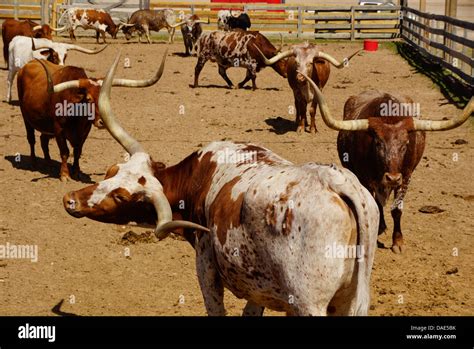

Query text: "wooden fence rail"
[401, 6, 474, 86]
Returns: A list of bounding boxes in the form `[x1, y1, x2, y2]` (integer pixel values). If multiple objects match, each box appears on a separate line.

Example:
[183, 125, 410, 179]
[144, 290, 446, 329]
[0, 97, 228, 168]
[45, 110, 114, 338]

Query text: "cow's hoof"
[391, 244, 404, 254]
[310, 128, 318, 134]
[377, 240, 385, 248]
[296, 126, 304, 134]
[60, 175, 71, 182]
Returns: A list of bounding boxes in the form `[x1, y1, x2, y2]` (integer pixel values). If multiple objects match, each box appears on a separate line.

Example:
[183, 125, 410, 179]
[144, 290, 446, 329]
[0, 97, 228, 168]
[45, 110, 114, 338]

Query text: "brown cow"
[2, 19, 63, 68]
[16, 51, 167, 181]
[301, 72, 474, 253]
[257, 42, 361, 133]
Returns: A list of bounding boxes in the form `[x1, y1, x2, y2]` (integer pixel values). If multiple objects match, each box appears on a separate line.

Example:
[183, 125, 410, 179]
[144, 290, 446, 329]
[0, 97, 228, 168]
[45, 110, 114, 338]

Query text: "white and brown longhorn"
[300, 71, 474, 253]
[63, 54, 381, 316]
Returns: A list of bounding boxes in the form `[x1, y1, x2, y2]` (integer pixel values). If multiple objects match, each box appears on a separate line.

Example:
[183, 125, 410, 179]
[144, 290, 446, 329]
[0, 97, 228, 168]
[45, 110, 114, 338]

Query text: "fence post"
[297, 6, 302, 39]
[419, 0, 427, 50]
[14, 0, 19, 20]
[350, 6, 355, 41]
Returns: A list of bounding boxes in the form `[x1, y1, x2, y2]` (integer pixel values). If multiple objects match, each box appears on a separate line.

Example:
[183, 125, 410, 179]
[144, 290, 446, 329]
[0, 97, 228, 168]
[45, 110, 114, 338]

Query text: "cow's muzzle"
[63, 192, 85, 218]
[296, 73, 306, 82]
[382, 172, 402, 187]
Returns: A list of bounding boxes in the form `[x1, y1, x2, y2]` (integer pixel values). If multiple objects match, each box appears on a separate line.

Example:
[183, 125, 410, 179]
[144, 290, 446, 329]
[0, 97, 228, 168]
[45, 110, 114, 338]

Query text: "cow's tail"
[304, 163, 379, 315]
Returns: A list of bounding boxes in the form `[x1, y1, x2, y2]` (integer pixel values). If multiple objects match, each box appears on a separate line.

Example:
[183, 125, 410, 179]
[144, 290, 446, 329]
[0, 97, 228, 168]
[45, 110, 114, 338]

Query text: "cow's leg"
[71, 144, 83, 180]
[168, 27, 176, 44]
[297, 100, 307, 133]
[24, 121, 36, 165]
[195, 234, 225, 316]
[69, 27, 76, 41]
[218, 65, 234, 88]
[238, 68, 257, 90]
[6, 69, 15, 103]
[40, 134, 51, 161]
[391, 184, 408, 253]
[309, 99, 318, 134]
[101, 30, 107, 44]
[376, 199, 387, 235]
[191, 56, 208, 88]
[54, 131, 71, 181]
[242, 301, 264, 316]
[143, 25, 152, 44]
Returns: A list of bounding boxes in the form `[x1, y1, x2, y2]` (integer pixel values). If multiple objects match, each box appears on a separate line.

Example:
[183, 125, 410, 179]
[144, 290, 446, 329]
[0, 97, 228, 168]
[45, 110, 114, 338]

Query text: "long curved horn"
[255, 46, 294, 65]
[119, 22, 135, 27]
[276, 33, 283, 52]
[111, 48, 167, 87]
[169, 21, 187, 28]
[31, 37, 51, 51]
[50, 25, 67, 32]
[99, 53, 145, 155]
[299, 70, 369, 131]
[52, 80, 81, 93]
[32, 25, 42, 31]
[68, 44, 108, 54]
[413, 97, 474, 131]
[151, 190, 210, 240]
[316, 49, 362, 68]
[194, 19, 210, 24]
[99, 53, 210, 239]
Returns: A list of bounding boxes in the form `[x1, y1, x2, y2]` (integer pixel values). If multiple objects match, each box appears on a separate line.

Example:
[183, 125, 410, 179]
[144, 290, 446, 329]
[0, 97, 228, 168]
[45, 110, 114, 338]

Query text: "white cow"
[6, 36, 107, 103]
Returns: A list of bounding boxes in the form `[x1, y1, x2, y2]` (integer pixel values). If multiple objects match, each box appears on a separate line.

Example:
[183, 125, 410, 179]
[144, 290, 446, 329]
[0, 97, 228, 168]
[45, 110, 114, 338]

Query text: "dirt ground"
[0, 37, 472, 316]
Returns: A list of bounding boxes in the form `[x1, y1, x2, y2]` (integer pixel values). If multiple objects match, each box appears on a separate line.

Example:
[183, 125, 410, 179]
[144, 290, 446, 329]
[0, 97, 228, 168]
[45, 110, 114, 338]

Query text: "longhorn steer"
[16, 51, 166, 181]
[192, 31, 287, 90]
[257, 43, 361, 133]
[301, 72, 474, 253]
[6, 36, 107, 103]
[58, 8, 120, 44]
[63, 55, 380, 316]
[121, 9, 184, 44]
[217, 10, 251, 31]
[180, 14, 207, 56]
[1, 19, 63, 68]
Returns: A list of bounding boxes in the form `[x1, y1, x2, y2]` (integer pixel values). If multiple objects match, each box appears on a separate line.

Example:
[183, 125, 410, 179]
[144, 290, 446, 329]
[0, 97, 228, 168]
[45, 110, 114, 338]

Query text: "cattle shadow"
[239, 86, 281, 91]
[4, 155, 94, 183]
[172, 52, 193, 58]
[189, 84, 233, 89]
[51, 299, 80, 317]
[2, 100, 20, 106]
[396, 42, 472, 108]
[265, 116, 296, 135]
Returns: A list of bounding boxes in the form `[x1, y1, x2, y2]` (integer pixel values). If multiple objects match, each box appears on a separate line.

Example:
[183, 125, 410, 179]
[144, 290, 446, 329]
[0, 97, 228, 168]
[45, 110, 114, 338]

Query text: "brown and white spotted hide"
[64, 141, 379, 316]
[287, 43, 331, 134]
[60, 8, 118, 44]
[192, 31, 287, 90]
